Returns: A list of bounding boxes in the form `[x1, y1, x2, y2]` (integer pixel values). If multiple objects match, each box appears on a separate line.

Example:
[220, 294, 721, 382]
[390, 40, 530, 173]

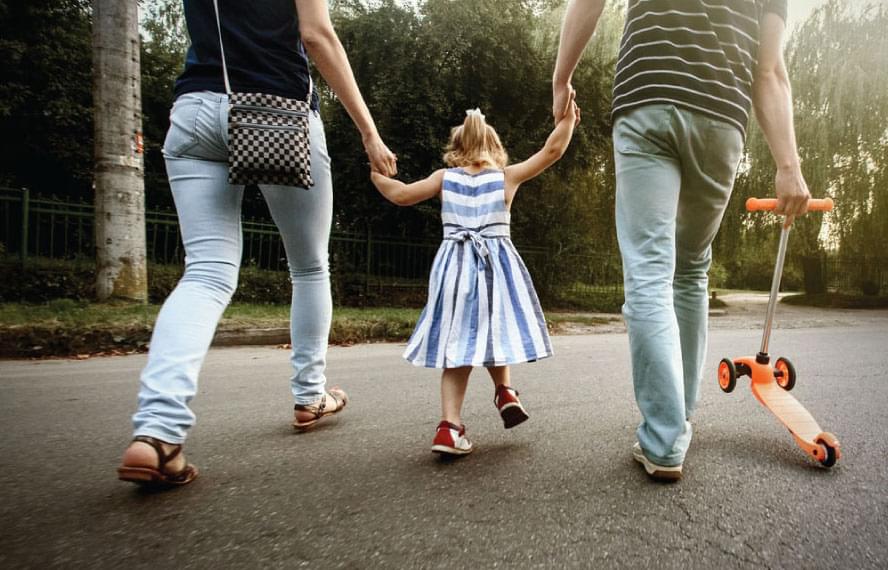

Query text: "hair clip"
[465, 108, 485, 120]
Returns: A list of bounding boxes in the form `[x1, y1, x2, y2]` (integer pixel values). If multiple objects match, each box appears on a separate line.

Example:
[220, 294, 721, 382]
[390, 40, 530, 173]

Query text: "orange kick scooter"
[717, 197, 840, 467]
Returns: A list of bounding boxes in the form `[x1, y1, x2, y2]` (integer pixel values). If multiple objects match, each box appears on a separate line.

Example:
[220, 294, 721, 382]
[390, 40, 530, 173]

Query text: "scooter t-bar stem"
[745, 197, 833, 359]
[760, 225, 791, 357]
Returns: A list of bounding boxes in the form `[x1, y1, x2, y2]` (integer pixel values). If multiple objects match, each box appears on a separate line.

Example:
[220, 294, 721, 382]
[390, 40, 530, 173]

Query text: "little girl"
[370, 100, 579, 456]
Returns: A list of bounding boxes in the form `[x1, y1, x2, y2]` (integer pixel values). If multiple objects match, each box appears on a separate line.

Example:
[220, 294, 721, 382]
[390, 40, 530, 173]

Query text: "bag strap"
[211, 0, 313, 104]
[211, 0, 232, 94]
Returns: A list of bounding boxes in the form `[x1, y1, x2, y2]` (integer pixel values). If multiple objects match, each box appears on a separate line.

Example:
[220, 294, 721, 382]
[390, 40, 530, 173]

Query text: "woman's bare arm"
[295, 0, 397, 176]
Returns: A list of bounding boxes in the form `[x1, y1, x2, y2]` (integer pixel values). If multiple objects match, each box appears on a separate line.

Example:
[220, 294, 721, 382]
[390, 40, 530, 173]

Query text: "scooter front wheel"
[718, 358, 737, 393]
[775, 357, 796, 391]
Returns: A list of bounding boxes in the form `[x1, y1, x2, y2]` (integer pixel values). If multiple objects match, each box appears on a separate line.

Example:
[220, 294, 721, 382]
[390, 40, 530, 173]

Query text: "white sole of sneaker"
[633, 446, 682, 481]
[431, 444, 474, 456]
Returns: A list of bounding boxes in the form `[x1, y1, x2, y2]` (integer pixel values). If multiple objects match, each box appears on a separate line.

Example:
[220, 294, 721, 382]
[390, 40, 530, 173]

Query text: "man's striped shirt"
[612, 0, 787, 136]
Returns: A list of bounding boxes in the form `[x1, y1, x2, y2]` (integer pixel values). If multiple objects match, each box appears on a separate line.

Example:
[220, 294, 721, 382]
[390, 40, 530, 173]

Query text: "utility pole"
[92, 0, 147, 302]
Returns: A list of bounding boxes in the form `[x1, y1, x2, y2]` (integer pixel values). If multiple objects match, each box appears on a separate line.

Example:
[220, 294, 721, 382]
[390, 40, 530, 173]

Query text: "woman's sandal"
[117, 436, 199, 488]
[293, 387, 348, 431]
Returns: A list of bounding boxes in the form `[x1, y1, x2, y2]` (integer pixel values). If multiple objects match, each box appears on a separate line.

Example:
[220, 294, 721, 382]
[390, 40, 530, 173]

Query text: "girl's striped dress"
[404, 167, 553, 369]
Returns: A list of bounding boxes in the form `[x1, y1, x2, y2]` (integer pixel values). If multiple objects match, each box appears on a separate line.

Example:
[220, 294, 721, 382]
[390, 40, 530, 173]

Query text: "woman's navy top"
[174, 0, 319, 110]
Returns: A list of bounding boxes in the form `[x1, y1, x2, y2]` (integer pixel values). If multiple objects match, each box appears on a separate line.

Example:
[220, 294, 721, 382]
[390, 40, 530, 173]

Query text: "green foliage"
[0, 0, 93, 197]
[0, 257, 96, 302]
[721, 252, 803, 292]
[324, 0, 621, 261]
[0, 258, 293, 304]
[140, 0, 188, 210]
[1, 0, 885, 296]
[708, 262, 728, 289]
[782, 292, 888, 309]
[0, 301, 424, 357]
[787, 1, 888, 261]
[1, 257, 435, 307]
[544, 287, 624, 312]
[718, 1, 888, 267]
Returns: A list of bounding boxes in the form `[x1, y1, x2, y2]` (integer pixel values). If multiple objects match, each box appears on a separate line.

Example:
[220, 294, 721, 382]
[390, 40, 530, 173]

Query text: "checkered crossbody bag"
[212, 0, 313, 188]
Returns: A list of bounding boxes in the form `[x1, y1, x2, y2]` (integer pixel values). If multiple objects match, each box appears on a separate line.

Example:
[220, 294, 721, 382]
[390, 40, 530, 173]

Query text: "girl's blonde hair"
[443, 109, 508, 169]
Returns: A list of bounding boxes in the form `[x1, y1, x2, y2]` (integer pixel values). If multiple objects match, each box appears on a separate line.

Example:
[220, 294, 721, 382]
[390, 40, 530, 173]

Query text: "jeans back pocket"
[163, 96, 204, 158]
[614, 105, 672, 157]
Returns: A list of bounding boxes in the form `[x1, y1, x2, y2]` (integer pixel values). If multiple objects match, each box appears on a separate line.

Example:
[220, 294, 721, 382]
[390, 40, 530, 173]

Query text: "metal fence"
[821, 256, 888, 295]
[11, 187, 881, 303]
[0, 187, 624, 305]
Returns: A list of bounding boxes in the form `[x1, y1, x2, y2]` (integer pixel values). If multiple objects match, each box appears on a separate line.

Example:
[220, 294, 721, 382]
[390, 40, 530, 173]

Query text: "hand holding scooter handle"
[746, 197, 834, 213]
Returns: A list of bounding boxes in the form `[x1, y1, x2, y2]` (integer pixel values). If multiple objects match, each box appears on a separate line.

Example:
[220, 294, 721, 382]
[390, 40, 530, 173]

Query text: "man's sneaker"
[495, 385, 529, 429]
[633, 442, 683, 481]
[431, 421, 474, 456]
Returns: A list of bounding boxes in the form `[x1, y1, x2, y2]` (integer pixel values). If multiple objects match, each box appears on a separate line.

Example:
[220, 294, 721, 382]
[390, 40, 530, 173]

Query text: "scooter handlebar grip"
[745, 197, 834, 212]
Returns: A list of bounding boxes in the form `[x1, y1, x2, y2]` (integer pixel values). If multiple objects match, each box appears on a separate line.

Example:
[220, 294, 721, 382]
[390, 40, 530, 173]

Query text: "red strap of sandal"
[494, 385, 519, 405]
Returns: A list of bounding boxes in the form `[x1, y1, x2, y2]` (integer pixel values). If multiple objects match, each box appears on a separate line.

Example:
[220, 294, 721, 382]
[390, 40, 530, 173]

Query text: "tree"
[0, 0, 93, 198]
[787, 1, 888, 260]
[716, 1, 888, 290]
[140, 0, 187, 210]
[92, 0, 147, 301]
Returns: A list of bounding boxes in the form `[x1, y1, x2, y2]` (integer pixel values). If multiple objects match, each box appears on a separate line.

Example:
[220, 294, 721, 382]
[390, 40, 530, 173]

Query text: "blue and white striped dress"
[404, 168, 553, 369]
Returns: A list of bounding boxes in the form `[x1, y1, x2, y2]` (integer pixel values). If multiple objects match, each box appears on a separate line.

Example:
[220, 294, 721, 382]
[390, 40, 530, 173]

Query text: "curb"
[212, 327, 290, 347]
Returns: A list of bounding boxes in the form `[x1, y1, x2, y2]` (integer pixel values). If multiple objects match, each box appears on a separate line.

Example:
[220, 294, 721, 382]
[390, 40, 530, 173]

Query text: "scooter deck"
[750, 379, 821, 442]
[733, 356, 837, 465]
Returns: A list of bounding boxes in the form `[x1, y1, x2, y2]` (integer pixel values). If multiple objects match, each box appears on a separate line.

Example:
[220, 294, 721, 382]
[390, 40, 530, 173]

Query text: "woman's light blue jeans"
[132, 91, 333, 444]
[614, 104, 743, 467]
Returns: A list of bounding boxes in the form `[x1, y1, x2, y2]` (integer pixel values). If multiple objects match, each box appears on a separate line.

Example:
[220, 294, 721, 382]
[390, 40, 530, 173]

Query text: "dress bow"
[449, 229, 491, 267]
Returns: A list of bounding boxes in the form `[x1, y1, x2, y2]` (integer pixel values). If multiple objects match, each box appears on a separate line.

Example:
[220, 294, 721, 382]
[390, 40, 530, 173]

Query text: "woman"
[117, 0, 397, 487]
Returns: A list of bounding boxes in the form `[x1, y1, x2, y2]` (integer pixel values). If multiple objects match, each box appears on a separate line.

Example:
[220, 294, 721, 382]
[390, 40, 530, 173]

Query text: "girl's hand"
[504, 92, 579, 195]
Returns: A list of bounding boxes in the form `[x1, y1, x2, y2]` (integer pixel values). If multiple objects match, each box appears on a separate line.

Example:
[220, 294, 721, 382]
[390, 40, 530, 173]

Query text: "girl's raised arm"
[371, 169, 445, 206]
[504, 98, 579, 202]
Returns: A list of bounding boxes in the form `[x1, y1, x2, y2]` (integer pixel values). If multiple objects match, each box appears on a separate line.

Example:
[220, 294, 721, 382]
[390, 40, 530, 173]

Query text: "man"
[553, 0, 811, 480]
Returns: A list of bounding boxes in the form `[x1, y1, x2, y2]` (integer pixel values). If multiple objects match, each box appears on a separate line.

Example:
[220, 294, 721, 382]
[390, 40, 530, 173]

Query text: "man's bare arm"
[552, 0, 606, 122]
[296, 0, 397, 176]
[752, 12, 810, 222]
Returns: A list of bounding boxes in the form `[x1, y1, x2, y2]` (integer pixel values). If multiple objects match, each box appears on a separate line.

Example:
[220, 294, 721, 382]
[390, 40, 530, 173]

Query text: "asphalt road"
[1, 315, 886, 568]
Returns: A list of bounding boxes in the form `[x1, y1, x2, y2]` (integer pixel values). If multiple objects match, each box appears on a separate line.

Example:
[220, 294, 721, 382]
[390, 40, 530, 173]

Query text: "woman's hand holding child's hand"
[364, 134, 398, 177]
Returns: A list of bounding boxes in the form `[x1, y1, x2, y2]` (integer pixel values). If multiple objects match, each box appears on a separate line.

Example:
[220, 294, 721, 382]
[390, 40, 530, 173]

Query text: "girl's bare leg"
[486, 365, 511, 388]
[441, 366, 472, 425]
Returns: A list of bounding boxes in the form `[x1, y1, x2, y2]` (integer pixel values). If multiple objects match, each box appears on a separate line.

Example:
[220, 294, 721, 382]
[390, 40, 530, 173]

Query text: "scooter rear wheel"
[718, 358, 737, 393]
[816, 433, 840, 468]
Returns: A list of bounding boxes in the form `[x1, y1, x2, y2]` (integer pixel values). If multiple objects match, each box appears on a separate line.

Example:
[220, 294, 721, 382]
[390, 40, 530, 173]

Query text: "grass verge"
[546, 312, 619, 334]
[0, 301, 624, 359]
[0, 301, 422, 358]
